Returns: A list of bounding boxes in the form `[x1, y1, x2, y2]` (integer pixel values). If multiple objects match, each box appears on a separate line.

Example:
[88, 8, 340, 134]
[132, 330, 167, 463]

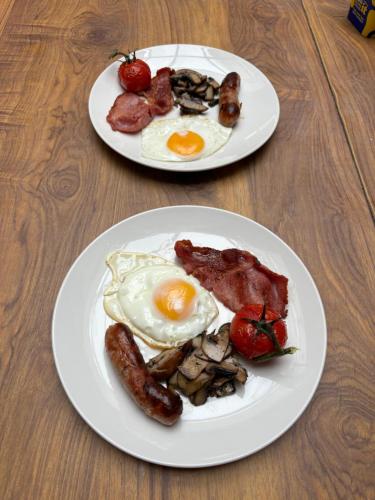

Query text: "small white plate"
[52, 206, 326, 467]
[88, 44, 280, 172]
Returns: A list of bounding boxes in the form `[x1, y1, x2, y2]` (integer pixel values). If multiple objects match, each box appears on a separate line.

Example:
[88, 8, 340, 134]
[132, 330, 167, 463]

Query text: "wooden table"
[1, 1, 374, 498]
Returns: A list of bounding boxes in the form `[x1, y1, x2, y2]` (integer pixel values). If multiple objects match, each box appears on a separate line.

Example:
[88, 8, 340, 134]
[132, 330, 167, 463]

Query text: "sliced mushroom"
[167, 370, 179, 390]
[204, 86, 214, 101]
[207, 77, 220, 90]
[173, 86, 189, 96]
[217, 356, 248, 384]
[234, 366, 248, 384]
[189, 386, 209, 406]
[210, 375, 235, 388]
[194, 82, 208, 94]
[171, 70, 222, 114]
[172, 78, 188, 88]
[177, 371, 214, 396]
[175, 93, 198, 108]
[178, 348, 208, 380]
[147, 340, 192, 381]
[218, 323, 231, 336]
[212, 381, 236, 398]
[170, 74, 187, 85]
[186, 84, 198, 93]
[179, 97, 208, 114]
[223, 342, 232, 359]
[224, 356, 240, 366]
[162, 324, 249, 407]
[174, 69, 204, 85]
[220, 357, 239, 370]
[206, 359, 238, 377]
[192, 334, 203, 349]
[180, 108, 200, 116]
[194, 349, 210, 362]
[201, 323, 230, 362]
[176, 371, 190, 395]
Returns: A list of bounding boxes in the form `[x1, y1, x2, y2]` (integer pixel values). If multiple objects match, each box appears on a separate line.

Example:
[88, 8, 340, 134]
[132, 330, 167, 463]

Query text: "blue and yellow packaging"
[348, 0, 375, 37]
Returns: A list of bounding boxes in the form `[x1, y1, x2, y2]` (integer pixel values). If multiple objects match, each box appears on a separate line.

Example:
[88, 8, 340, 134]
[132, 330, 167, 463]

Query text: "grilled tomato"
[111, 50, 151, 93]
[230, 304, 297, 361]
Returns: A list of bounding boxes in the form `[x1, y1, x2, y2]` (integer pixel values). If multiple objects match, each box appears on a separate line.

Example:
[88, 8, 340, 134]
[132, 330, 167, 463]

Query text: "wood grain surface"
[303, 0, 375, 215]
[0, 1, 374, 499]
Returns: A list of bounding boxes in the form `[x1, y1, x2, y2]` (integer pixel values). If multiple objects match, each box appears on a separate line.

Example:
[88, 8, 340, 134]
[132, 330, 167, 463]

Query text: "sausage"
[105, 323, 183, 426]
[218, 72, 241, 127]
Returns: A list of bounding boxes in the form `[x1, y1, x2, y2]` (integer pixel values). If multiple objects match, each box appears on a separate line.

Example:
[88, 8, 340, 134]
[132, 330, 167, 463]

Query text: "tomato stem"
[253, 347, 298, 362]
[243, 310, 283, 353]
[109, 49, 132, 63]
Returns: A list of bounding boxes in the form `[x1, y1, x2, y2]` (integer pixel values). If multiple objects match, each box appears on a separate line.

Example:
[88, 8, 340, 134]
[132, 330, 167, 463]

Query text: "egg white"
[141, 116, 232, 162]
[103, 251, 218, 349]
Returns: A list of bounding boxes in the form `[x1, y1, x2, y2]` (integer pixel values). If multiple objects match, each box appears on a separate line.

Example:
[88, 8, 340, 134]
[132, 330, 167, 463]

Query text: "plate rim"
[52, 205, 327, 467]
[88, 43, 280, 173]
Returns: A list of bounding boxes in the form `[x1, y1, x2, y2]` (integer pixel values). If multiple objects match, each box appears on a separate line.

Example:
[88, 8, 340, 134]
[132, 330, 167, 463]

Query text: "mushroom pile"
[170, 69, 221, 115]
[147, 324, 248, 406]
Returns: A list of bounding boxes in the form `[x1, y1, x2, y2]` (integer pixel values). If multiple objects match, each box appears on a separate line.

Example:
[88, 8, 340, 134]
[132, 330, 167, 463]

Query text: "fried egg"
[141, 116, 232, 161]
[103, 251, 218, 349]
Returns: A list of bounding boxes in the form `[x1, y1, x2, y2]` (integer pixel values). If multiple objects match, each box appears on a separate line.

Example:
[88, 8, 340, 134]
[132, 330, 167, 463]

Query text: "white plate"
[88, 44, 280, 172]
[52, 206, 326, 467]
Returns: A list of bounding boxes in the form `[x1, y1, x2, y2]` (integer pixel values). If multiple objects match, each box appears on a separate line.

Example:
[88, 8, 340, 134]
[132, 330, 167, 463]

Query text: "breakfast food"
[103, 251, 219, 349]
[105, 51, 243, 164]
[106, 49, 242, 142]
[110, 50, 151, 93]
[141, 116, 232, 161]
[107, 93, 153, 133]
[174, 240, 288, 317]
[230, 304, 297, 361]
[147, 324, 248, 406]
[140, 67, 174, 116]
[170, 69, 221, 114]
[107, 65, 173, 133]
[105, 323, 182, 425]
[219, 72, 241, 127]
[146, 340, 193, 381]
[103, 239, 297, 423]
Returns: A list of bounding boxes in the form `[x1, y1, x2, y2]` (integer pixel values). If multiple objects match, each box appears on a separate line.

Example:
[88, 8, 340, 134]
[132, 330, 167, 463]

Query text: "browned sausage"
[105, 323, 183, 426]
[218, 72, 241, 127]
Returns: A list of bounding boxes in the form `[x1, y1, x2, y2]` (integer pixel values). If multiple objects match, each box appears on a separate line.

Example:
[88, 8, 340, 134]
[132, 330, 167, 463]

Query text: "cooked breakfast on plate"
[103, 251, 219, 349]
[103, 241, 297, 425]
[105, 49, 241, 161]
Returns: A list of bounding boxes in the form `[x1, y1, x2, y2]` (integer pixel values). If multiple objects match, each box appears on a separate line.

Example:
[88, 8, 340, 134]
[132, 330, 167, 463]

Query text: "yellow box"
[348, 0, 375, 37]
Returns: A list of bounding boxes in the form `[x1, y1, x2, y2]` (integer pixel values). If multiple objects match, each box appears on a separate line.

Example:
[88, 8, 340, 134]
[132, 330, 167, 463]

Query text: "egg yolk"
[167, 130, 205, 156]
[153, 279, 196, 320]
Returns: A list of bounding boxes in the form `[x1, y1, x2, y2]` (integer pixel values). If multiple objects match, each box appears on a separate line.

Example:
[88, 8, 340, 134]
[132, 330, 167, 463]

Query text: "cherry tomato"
[111, 50, 151, 93]
[230, 304, 296, 361]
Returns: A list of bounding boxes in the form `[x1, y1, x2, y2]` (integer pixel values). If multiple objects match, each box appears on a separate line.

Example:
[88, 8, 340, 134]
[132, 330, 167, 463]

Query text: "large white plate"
[88, 44, 280, 172]
[52, 206, 326, 467]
